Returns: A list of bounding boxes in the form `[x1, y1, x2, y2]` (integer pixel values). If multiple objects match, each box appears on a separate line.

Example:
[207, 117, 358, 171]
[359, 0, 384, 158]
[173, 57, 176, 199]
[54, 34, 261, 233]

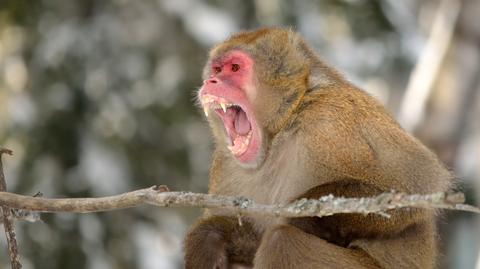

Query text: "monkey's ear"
[294, 38, 340, 91]
[307, 64, 337, 91]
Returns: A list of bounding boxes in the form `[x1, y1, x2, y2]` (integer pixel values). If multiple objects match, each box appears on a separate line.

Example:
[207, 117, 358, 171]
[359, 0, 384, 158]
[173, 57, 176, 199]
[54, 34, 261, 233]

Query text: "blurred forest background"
[0, 0, 479, 268]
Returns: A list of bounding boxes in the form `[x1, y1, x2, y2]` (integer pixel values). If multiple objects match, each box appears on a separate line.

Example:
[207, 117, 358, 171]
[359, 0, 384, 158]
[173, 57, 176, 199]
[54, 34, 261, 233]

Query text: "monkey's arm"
[254, 221, 433, 269]
[184, 215, 259, 269]
[259, 181, 435, 269]
[350, 220, 436, 269]
[254, 225, 379, 269]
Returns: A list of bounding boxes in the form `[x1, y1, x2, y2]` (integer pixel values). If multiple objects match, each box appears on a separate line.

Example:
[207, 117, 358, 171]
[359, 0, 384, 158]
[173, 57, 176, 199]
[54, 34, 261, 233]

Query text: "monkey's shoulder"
[298, 86, 394, 125]
[295, 86, 453, 193]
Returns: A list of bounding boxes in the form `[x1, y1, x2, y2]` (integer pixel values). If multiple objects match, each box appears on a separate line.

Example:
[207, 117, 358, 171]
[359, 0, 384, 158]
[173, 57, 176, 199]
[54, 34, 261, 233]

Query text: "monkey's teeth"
[203, 107, 209, 117]
[200, 94, 235, 112]
[220, 103, 227, 113]
[227, 130, 253, 156]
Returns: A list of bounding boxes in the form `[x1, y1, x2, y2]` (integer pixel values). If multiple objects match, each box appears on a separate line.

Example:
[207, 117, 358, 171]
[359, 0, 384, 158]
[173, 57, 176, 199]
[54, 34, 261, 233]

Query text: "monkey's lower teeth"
[227, 131, 252, 156]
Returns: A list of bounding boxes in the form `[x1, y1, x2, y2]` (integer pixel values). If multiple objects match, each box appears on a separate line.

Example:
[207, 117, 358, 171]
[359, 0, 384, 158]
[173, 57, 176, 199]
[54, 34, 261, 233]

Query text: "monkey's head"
[198, 28, 340, 167]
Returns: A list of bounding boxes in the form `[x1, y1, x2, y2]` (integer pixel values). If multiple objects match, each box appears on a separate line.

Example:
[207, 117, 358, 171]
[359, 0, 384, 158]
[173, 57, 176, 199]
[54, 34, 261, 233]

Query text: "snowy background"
[0, 0, 479, 268]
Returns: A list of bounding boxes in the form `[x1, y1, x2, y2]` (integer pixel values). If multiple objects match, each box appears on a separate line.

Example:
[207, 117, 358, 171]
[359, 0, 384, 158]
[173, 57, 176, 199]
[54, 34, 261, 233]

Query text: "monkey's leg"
[184, 215, 259, 269]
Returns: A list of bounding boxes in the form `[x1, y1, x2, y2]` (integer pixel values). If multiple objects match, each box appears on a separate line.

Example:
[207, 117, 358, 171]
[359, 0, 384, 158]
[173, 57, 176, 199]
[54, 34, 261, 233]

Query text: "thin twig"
[0, 185, 478, 218]
[0, 148, 22, 269]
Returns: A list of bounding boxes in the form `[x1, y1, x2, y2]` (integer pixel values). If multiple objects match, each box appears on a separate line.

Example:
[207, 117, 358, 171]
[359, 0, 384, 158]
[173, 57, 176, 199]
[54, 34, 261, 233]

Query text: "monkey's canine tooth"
[220, 103, 227, 113]
[203, 107, 209, 117]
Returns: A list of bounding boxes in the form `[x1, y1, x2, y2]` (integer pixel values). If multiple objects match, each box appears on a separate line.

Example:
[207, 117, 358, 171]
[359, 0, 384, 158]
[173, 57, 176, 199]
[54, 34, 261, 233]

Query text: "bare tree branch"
[0, 185, 478, 219]
[0, 192, 43, 223]
[0, 148, 22, 269]
[398, 0, 461, 131]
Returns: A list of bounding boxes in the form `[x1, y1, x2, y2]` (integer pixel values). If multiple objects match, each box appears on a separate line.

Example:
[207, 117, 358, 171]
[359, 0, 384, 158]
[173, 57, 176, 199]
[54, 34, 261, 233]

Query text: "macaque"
[184, 27, 452, 269]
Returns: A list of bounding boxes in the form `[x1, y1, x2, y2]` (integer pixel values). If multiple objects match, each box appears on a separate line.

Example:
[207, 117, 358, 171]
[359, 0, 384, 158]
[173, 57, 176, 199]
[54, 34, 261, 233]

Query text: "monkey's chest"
[215, 159, 312, 204]
[210, 159, 319, 233]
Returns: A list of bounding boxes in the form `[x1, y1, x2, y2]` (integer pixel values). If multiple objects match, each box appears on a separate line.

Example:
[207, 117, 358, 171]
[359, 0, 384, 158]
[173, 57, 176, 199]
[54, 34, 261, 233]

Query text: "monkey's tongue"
[217, 106, 253, 156]
[234, 109, 251, 136]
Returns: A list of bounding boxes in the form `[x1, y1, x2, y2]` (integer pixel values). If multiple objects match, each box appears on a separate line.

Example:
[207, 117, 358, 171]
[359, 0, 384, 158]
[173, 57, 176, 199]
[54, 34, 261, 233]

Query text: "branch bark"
[0, 185, 478, 219]
[0, 148, 22, 269]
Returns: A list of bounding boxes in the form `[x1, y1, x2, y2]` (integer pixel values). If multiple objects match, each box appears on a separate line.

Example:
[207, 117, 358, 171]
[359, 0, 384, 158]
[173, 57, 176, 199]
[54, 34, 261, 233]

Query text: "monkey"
[184, 27, 452, 269]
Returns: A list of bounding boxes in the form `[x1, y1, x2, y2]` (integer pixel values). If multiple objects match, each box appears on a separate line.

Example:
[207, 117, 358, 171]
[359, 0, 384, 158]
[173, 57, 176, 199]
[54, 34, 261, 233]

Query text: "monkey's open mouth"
[200, 94, 260, 162]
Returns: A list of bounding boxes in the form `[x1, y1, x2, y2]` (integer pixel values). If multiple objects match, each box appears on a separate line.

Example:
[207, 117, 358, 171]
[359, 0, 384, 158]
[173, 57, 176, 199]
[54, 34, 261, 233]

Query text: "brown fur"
[185, 27, 452, 269]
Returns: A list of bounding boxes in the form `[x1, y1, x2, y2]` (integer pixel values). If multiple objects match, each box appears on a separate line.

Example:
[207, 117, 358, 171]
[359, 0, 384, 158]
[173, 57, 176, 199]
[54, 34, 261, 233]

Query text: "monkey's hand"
[184, 215, 258, 269]
[184, 216, 229, 269]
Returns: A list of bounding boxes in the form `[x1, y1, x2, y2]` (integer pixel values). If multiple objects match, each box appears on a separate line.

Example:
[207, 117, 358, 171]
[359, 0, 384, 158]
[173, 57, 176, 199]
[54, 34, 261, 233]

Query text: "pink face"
[199, 50, 262, 165]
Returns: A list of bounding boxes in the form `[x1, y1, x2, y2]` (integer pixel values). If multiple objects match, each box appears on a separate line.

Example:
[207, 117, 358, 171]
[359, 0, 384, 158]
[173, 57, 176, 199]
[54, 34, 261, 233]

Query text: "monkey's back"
[298, 85, 453, 194]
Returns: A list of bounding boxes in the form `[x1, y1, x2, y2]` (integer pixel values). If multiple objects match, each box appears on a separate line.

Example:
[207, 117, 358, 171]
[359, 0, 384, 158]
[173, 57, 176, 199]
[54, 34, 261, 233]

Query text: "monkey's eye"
[231, 64, 240, 72]
[213, 66, 222, 74]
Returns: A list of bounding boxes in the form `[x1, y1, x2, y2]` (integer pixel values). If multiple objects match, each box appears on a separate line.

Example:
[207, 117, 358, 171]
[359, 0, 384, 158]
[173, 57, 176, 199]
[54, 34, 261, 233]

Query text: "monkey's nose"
[204, 78, 218, 84]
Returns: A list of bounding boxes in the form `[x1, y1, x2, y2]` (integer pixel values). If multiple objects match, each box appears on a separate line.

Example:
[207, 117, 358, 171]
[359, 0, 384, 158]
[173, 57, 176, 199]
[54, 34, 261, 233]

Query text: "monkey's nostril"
[205, 78, 218, 84]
